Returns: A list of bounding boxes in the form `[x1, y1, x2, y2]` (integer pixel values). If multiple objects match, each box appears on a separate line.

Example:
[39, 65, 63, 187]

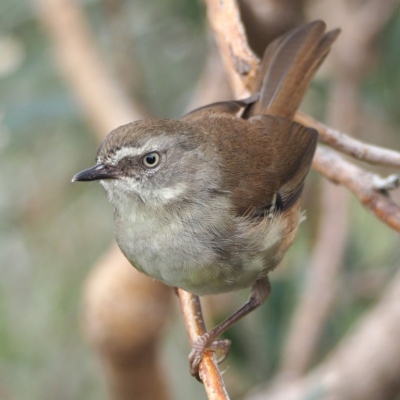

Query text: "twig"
[314, 146, 400, 232]
[178, 290, 230, 400]
[296, 112, 400, 169]
[205, 0, 400, 170]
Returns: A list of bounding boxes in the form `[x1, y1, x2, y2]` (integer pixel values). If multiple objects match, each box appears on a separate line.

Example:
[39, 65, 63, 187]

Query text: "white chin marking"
[101, 179, 186, 204]
[155, 184, 186, 201]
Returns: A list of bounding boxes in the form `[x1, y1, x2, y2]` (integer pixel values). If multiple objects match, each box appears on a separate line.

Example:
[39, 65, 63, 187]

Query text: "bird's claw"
[188, 333, 231, 381]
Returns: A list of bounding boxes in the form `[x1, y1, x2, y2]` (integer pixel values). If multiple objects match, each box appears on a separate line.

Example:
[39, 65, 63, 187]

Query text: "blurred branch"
[247, 267, 400, 400]
[185, 44, 232, 111]
[102, 0, 145, 98]
[279, 181, 350, 378]
[35, 0, 144, 139]
[84, 246, 172, 400]
[309, 0, 400, 78]
[178, 290, 230, 400]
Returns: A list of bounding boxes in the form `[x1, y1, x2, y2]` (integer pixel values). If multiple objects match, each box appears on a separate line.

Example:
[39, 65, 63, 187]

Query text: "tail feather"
[248, 21, 340, 119]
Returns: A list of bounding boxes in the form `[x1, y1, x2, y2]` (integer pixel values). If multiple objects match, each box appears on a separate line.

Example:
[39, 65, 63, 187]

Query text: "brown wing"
[188, 115, 316, 217]
[214, 117, 280, 217]
[248, 115, 318, 207]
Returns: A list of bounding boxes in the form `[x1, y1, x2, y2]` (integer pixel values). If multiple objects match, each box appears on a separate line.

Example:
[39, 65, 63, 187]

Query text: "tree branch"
[296, 112, 400, 169]
[205, 0, 259, 97]
[313, 146, 400, 232]
[178, 290, 230, 400]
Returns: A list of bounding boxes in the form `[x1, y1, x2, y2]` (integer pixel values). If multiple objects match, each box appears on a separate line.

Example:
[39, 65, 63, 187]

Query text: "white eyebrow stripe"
[108, 146, 149, 165]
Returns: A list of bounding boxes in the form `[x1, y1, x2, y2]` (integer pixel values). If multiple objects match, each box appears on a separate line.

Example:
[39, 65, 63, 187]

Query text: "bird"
[73, 20, 340, 377]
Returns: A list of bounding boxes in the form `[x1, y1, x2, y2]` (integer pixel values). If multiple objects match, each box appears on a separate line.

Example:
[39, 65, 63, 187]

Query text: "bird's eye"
[142, 152, 160, 169]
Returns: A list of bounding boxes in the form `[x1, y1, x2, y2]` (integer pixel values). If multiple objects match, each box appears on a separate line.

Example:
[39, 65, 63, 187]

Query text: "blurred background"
[1, 0, 400, 399]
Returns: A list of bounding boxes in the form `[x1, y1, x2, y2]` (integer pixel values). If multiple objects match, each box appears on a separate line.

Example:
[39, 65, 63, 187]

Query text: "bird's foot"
[189, 333, 231, 380]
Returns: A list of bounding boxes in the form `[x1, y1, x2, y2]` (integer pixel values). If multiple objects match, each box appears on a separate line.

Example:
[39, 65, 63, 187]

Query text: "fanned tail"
[248, 21, 340, 119]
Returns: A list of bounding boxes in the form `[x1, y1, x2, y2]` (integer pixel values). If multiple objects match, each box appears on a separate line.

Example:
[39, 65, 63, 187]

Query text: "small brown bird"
[73, 21, 339, 376]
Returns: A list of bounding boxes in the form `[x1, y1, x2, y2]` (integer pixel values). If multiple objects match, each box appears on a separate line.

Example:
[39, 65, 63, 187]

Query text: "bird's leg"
[189, 277, 271, 377]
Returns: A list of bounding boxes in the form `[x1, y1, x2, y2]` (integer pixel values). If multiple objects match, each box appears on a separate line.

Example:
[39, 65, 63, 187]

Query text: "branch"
[296, 112, 400, 169]
[205, 0, 258, 97]
[178, 290, 230, 400]
[313, 146, 400, 232]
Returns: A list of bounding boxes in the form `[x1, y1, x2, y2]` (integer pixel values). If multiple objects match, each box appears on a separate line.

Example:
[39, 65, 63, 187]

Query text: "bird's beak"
[72, 163, 120, 182]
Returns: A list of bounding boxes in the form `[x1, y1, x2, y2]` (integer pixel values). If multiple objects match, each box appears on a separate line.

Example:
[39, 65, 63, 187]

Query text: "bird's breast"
[112, 197, 302, 295]
[112, 195, 236, 292]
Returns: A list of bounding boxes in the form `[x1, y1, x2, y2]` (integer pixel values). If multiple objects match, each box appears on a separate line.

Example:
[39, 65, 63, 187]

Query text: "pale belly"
[113, 203, 301, 296]
[115, 212, 256, 295]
